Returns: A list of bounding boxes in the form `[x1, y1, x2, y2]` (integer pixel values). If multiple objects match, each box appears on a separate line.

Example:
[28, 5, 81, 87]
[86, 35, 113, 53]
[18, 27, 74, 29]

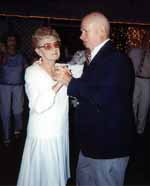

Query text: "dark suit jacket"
[68, 40, 135, 159]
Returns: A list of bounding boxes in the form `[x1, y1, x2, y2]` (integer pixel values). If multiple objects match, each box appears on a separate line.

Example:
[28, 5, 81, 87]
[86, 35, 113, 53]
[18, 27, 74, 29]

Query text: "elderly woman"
[17, 26, 70, 186]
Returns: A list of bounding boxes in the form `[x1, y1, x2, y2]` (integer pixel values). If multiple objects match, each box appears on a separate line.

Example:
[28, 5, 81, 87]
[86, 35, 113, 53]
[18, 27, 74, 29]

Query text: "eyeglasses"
[37, 41, 60, 50]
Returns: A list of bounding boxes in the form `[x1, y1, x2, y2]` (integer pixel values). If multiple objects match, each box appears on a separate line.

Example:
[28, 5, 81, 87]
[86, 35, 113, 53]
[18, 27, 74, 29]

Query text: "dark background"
[0, 0, 150, 24]
[0, 0, 150, 64]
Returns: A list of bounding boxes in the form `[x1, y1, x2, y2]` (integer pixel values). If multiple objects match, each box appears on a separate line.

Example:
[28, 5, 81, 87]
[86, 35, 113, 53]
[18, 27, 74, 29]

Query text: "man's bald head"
[80, 12, 110, 50]
[83, 12, 110, 38]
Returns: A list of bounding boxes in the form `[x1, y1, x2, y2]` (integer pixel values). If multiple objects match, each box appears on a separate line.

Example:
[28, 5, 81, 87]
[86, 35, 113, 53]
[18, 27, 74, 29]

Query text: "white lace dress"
[17, 61, 70, 186]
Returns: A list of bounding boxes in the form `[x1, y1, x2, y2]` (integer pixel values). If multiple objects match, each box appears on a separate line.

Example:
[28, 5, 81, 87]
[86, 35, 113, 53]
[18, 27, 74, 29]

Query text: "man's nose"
[80, 34, 84, 40]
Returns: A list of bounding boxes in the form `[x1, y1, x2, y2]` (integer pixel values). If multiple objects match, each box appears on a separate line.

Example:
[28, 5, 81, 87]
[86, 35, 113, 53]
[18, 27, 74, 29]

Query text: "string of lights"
[0, 13, 150, 52]
[0, 13, 150, 26]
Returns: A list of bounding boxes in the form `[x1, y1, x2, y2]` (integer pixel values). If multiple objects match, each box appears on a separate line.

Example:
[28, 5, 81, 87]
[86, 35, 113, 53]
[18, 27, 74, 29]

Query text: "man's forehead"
[81, 21, 95, 31]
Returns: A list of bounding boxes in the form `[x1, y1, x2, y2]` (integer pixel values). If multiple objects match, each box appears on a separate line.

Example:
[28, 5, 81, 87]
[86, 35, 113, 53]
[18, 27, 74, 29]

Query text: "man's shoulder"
[105, 47, 129, 62]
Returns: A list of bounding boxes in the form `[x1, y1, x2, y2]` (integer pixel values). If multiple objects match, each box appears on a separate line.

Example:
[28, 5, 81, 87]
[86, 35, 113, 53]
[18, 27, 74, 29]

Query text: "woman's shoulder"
[25, 60, 41, 78]
[26, 60, 39, 71]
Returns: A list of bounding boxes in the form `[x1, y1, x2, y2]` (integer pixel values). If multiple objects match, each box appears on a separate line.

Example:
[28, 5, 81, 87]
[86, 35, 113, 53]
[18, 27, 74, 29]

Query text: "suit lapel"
[90, 40, 114, 66]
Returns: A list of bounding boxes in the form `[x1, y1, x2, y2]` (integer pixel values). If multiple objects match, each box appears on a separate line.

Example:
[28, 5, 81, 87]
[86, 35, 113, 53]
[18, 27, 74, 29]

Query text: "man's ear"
[99, 25, 105, 35]
[35, 48, 41, 57]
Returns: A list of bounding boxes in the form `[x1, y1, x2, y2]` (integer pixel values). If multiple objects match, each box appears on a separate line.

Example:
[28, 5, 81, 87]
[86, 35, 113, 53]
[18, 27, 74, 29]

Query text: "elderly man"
[53, 12, 135, 186]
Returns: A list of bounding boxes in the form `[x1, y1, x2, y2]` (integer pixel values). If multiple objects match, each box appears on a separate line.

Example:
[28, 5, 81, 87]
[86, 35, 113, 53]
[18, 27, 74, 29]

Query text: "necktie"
[83, 49, 91, 72]
[85, 49, 91, 65]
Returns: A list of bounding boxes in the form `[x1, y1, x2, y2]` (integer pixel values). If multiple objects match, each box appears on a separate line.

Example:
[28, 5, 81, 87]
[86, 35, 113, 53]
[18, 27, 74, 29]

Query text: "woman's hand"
[52, 66, 72, 86]
[52, 82, 63, 93]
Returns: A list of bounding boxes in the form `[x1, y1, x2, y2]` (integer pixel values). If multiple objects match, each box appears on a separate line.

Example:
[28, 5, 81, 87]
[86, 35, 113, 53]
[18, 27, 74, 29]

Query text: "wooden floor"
[0, 107, 150, 186]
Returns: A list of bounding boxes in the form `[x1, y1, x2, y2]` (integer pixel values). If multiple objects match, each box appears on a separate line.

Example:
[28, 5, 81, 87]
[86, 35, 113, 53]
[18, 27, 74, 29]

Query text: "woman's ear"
[35, 48, 41, 57]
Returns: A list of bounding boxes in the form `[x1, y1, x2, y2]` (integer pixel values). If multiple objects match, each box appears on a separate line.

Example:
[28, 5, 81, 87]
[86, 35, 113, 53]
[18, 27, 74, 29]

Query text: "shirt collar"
[91, 39, 110, 61]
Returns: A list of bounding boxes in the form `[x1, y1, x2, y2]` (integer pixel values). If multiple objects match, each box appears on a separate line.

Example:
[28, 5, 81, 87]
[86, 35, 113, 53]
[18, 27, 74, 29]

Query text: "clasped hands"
[52, 65, 72, 86]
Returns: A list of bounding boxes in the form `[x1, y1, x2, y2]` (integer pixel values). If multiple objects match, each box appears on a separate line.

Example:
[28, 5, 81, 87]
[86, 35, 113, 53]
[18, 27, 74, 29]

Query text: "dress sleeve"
[25, 66, 56, 113]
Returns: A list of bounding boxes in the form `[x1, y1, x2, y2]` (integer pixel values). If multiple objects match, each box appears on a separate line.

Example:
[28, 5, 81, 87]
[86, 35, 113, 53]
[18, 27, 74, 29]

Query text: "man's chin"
[83, 43, 88, 48]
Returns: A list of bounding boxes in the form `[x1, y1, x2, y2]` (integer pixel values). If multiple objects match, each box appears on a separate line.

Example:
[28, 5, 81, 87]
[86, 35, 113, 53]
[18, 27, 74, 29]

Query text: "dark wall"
[0, 0, 150, 24]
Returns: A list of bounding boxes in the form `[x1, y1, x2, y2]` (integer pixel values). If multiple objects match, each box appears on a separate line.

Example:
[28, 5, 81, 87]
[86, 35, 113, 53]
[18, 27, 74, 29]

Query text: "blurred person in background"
[128, 30, 150, 135]
[0, 32, 28, 146]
